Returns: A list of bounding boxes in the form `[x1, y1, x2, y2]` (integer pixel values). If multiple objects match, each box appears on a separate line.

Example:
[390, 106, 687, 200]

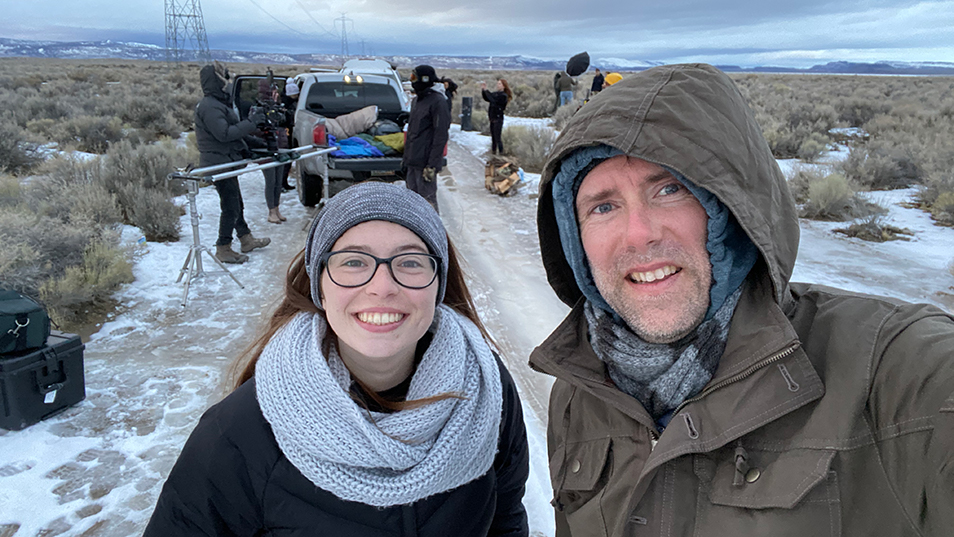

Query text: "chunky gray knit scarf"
[584, 287, 742, 422]
[256, 304, 502, 507]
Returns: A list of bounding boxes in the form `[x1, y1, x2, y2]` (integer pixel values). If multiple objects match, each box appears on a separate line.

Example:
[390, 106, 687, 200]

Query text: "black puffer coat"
[194, 64, 256, 167]
[481, 89, 509, 121]
[403, 88, 450, 171]
[144, 358, 530, 537]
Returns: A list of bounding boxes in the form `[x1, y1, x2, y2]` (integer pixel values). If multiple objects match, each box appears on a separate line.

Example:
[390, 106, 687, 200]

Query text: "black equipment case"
[0, 289, 51, 354]
[0, 330, 86, 430]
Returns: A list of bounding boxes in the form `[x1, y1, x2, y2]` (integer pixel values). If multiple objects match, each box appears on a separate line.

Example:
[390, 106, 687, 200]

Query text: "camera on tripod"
[249, 101, 286, 131]
[248, 68, 289, 133]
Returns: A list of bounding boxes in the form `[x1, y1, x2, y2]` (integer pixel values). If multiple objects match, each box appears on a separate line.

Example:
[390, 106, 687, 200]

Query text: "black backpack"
[0, 289, 52, 355]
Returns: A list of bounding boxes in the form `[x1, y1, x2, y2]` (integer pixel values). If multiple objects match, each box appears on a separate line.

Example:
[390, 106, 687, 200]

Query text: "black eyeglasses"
[320, 251, 441, 289]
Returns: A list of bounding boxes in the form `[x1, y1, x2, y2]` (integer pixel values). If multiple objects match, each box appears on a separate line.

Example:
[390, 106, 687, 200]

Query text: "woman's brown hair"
[499, 78, 513, 103]
[230, 235, 493, 410]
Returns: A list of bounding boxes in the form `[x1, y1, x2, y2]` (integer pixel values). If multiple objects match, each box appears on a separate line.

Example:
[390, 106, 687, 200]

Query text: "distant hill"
[2, 37, 954, 75]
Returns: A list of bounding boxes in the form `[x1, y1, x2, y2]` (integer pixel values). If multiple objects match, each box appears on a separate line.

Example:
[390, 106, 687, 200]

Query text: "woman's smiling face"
[320, 220, 438, 389]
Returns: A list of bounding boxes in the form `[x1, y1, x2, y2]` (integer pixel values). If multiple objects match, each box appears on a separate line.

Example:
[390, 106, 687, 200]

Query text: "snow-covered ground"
[1, 119, 953, 536]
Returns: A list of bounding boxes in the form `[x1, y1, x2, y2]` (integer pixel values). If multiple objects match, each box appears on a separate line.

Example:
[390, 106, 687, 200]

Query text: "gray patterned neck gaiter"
[584, 287, 742, 422]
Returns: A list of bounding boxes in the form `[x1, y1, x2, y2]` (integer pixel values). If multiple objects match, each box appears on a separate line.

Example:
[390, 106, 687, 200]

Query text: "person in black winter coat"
[255, 78, 287, 224]
[481, 79, 513, 155]
[194, 62, 270, 264]
[590, 68, 604, 95]
[403, 65, 450, 213]
[144, 182, 530, 537]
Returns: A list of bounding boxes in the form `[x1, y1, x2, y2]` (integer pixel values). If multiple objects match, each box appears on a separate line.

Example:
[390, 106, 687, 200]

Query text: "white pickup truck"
[290, 60, 412, 206]
[231, 59, 412, 207]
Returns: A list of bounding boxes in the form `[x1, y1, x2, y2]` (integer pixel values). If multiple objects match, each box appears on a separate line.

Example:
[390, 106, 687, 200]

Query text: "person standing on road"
[194, 61, 270, 264]
[403, 65, 450, 213]
[280, 77, 299, 192]
[481, 78, 513, 155]
[256, 78, 287, 225]
[589, 68, 604, 97]
[145, 182, 530, 537]
[531, 63, 954, 536]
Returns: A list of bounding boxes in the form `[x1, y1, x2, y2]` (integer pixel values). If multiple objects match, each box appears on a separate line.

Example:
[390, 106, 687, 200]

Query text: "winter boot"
[268, 207, 282, 224]
[239, 233, 271, 253]
[215, 244, 249, 264]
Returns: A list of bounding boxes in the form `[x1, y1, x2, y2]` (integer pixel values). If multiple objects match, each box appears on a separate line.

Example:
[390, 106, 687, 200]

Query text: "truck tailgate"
[327, 157, 404, 171]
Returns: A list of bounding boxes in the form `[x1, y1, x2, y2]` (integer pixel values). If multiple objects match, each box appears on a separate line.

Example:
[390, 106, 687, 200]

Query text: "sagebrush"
[501, 125, 557, 173]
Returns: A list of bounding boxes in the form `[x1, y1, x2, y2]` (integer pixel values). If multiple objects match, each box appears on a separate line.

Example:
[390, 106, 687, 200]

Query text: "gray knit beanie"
[304, 182, 448, 310]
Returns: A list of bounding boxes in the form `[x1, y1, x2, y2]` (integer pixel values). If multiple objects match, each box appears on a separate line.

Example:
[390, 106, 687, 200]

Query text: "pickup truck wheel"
[298, 171, 323, 207]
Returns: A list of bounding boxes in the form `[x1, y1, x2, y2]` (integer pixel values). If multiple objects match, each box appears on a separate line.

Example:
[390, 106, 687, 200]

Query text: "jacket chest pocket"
[551, 437, 612, 537]
[693, 448, 841, 537]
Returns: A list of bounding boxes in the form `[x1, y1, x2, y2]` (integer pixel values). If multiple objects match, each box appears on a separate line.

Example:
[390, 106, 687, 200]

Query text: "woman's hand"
[480, 81, 487, 90]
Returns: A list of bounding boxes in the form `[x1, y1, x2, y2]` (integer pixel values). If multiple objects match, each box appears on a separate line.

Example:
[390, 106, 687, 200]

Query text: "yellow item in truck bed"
[375, 132, 405, 153]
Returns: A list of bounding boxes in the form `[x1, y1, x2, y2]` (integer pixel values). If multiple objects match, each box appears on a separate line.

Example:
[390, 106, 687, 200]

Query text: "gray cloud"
[4, 0, 954, 67]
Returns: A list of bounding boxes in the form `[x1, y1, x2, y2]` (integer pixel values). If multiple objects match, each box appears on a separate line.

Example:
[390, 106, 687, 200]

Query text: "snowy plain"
[1, 118, 953, 536]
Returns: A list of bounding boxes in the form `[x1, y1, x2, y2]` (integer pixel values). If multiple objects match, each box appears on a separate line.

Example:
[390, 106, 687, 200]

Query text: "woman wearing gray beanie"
[146, 182, 530, 537]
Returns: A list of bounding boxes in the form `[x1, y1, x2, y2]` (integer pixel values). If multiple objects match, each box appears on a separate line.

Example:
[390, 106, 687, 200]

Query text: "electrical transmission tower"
[335, 13, 353, 60]
[165, 0, 212, 64]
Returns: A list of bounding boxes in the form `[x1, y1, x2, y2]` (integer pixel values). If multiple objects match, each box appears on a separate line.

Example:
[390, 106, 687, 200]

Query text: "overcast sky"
[5, 0, 954, 67]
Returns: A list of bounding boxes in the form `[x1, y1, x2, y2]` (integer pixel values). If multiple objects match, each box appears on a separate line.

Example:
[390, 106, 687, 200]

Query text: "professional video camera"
[248, 69, 289, 132]
[248, 102, 286, 130]
[247, 69, 292, 158]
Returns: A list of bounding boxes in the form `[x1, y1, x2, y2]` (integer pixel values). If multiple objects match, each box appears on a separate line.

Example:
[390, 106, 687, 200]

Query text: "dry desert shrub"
[470, 109, 490, 134]
[924, 187, 954, 226]
[797, 132, 830, 162]
[501, 125, 557, 173]
[838, 141, 917, 190]
[732, 72, 954, 218]
[0, 209, 96, 299]
[59, 115, 125, 153]
[800, 171, 883, 221]
[0, 117, 43, 175]
[0, 57, 209, 153]
[834, 214, 913, 242]
[94, 140, 189, 241]
[551, 102, 582, 131]
[23, 157, 122, 228]
[39, 237, 133, 327]
[0, 174, 20, 208]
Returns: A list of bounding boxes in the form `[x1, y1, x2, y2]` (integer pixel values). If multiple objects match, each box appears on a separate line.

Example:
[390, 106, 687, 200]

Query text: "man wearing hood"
[195, 61, 270, 264]
[402, 65, 450, 212]
[530, 63, 954, 536]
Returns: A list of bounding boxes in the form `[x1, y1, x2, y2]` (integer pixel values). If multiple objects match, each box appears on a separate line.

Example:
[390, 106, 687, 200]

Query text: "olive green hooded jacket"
[529, 63, 954, 537]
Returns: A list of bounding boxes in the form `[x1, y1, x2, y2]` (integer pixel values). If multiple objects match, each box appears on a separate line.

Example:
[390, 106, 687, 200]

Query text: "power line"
[294, 0, 340, 39]
[246, 0, 310, 36]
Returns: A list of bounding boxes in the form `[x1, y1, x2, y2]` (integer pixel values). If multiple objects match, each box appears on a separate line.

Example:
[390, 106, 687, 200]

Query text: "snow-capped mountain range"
[2, 37, 953, 75]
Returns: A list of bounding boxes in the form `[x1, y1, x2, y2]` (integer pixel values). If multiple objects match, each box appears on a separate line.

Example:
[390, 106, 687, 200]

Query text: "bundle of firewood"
[483, 156, 522, 196]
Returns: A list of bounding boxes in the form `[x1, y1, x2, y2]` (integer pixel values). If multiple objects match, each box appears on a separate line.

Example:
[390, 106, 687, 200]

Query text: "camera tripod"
[175, 176, 245, 307]
[168, 144, 337, 307]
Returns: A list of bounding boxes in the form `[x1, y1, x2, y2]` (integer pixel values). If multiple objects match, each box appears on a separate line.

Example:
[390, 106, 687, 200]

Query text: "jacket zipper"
[671, 342, 801, 416]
